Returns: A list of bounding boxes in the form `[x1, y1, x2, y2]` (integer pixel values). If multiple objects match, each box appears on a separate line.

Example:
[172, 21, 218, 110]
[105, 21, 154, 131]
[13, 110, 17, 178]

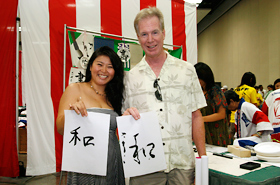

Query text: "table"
[210, 166, 280, 184]
[202, 145, 280, 185]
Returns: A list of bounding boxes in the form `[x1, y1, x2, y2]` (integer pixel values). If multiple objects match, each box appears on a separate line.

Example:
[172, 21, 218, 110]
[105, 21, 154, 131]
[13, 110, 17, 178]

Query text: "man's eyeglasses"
[153, 79, 162, 101]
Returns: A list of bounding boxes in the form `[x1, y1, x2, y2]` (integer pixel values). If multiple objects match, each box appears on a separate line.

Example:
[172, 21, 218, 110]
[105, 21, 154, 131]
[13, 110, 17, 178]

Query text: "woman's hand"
[69, 97, 88, 117]
[122, 107, 140, 120]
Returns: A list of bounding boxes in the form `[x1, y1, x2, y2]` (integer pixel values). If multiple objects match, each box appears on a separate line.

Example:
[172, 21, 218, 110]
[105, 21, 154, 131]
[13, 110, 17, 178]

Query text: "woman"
[229, 72, 258, 140]
[56, 46, 139, 185]
[194, 62, 230, 147]
[274, 78, 280, 90]
[235, 72, 258, 106]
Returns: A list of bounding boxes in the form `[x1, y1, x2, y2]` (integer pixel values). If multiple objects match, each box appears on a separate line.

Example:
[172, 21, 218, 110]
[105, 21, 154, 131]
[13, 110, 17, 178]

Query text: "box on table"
[227, 145, 251, 157]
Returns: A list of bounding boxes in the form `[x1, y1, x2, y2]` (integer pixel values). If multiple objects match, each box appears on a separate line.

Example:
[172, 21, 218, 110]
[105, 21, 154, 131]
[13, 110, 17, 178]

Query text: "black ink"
[129, 133, 141, 164]
[147, 143, 155, 158]
[75, 71, 85, 82]
[69, 127, 81, 146]
[83, 136, 95, 147]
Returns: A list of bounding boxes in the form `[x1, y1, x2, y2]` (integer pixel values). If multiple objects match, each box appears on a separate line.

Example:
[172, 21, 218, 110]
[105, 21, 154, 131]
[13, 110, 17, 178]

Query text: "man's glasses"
[153, 79, 162, 101]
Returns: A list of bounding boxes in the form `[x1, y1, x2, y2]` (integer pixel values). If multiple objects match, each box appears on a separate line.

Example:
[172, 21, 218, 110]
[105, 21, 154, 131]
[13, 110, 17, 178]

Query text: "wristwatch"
[256, 131, 262, 137]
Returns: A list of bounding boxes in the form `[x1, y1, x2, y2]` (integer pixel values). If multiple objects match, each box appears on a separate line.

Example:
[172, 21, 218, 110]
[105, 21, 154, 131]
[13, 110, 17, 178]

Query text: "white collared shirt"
[123, 52, 206, 172]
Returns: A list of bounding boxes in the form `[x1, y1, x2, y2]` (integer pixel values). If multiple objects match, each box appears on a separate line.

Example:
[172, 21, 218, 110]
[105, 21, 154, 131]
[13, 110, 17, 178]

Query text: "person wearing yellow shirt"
[230, 72, 258, 141]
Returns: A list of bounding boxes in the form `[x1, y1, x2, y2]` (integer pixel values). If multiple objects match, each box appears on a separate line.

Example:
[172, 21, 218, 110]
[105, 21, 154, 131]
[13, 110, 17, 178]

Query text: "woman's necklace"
[90, 84, 106, 97]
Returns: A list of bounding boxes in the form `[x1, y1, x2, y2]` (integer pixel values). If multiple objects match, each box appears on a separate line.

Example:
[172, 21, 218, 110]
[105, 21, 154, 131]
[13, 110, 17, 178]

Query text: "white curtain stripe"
[121, 0, 140, 40]
[184, 2, 197, 64]
[157, 0, 173, 50]
[76, 0, 101, 32]
[19, 0, 56, 175]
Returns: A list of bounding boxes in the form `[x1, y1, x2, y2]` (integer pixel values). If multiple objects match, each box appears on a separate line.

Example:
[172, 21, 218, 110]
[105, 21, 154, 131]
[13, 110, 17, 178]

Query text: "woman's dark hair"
[224, 90, 240, 105]
[239, 72, 256, 87]
[194, 62, 215, 91]
[267, 84, 274, 90]
[85, 46, 124, 115]
[274, 78, 280, 90]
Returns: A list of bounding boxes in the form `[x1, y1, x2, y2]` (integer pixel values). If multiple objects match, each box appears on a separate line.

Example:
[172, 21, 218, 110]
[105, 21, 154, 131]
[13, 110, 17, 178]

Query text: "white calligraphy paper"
[62, 110, 110, 176]
[117, 111, 166, 178]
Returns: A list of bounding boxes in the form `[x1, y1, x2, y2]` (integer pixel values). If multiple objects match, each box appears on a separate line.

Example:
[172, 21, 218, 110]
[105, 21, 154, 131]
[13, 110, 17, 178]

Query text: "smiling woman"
[56, 46, 126, 184]
[88, 55, 115, 91]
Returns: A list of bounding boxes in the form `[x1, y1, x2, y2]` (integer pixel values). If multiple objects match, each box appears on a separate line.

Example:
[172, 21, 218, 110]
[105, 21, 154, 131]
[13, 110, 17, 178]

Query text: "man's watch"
[256, 131, 262, 137]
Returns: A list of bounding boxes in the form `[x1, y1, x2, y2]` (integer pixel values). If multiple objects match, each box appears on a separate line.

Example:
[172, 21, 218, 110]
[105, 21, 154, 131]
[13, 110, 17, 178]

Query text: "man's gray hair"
[134, 7, 165, 35]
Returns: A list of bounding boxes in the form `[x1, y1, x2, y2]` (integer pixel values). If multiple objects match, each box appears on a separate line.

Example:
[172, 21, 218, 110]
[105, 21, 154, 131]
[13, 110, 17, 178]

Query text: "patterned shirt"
[235, 98, 273, 139]
[235, 84, 258, 104]
[123, 52, 206, 172]
[231, 84, 258, 123]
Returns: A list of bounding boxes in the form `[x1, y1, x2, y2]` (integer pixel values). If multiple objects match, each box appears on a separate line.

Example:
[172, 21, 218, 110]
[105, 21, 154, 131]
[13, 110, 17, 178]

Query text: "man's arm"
[192, 109, 206, 156]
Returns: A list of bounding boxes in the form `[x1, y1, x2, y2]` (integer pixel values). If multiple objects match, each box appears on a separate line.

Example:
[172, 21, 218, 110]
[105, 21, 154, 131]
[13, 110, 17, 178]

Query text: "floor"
[0, 172, 67, 185]
[0, 154, 67, 185]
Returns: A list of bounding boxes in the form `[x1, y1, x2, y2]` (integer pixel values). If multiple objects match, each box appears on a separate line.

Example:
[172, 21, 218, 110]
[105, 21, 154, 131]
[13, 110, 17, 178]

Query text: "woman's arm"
[203, 105, 226, 123]
[56, 83, 86, 135]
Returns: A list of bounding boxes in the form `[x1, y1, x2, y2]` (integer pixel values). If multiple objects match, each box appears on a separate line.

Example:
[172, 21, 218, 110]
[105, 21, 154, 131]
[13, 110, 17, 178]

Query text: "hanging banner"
[68, 67, 86, 84]
[68, 30, 182, 81]
[68, 31, 94, 69]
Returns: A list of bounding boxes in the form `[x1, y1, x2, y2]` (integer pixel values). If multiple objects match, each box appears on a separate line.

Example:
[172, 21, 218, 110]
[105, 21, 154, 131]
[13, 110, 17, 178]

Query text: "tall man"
[123, 7, 207, 185]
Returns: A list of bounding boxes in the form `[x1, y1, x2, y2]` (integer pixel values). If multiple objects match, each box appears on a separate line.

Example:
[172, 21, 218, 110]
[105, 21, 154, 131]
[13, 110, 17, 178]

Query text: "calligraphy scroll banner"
[62, 110, 110, 176]
[116, 111, 166, 178]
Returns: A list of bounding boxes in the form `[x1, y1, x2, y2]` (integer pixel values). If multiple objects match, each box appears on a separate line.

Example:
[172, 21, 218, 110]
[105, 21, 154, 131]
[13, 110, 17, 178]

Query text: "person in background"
[56, 46, 139, 185]
[258, 85, 266, 98]
[235, 72, 258, 106]
[230, 72, 258, 134]
[123, 7, 207, 185]
[255, 86, 263, 109]
[262, 78, 280, 141]
[264, 84, 274, 100]
[194, 62, 230, 146]
[225, 90, 273, 141]
[221, 85, 228, 93]
[274, 78, 280, 90]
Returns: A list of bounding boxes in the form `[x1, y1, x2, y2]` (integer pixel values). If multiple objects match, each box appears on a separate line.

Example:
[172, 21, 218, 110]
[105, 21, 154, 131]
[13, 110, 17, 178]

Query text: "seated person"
[224, 90, 273, 141]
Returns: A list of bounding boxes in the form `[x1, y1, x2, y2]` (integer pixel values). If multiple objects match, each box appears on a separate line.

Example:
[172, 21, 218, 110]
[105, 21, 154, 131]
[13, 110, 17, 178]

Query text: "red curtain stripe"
[172, 0, 187, 61]
[101, 0, 122, 37]
[49, 0, 76, 172]
[140, 0, 156, 10]
[0, 0, 19, 177]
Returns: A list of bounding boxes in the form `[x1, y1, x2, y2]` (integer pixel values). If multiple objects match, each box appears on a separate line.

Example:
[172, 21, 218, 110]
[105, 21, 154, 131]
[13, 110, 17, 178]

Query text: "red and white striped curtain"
[19, 0, 197, 176]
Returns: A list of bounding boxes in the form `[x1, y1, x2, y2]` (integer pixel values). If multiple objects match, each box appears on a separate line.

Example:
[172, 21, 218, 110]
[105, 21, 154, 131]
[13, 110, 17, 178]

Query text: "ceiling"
[197, 0, 224, 23]
[196, 0, 241, 34]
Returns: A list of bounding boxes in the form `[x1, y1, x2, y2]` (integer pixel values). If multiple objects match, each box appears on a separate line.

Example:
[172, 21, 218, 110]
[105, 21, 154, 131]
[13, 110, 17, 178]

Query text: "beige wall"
[197, 0, 280, 90]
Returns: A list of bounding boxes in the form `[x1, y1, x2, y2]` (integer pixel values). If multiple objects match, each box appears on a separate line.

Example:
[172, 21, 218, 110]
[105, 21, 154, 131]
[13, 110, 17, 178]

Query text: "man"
[258, 85, 266, 98]
[221, 85, 228, 93]
[123, 7, 207, 185]
[224, 90, 273, 140]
